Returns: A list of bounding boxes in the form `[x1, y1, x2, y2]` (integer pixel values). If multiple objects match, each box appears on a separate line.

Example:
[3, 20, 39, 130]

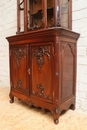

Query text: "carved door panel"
[30, 43, 53, 103]
[10, 45, 29, 95]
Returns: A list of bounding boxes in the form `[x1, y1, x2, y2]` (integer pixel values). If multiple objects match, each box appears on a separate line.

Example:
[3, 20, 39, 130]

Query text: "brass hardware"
[27, 68, 30, 75]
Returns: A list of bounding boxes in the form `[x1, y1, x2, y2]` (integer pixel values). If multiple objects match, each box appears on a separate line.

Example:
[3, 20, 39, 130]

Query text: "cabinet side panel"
[60, 41, 75, 102]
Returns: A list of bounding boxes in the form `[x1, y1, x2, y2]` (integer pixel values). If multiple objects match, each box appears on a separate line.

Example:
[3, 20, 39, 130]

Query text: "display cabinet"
[17, 0, 72, 33]
[6, 0, 79, 124]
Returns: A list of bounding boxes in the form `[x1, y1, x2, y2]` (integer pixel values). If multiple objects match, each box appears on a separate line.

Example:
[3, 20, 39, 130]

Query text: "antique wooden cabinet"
[6, 0, 79, 124]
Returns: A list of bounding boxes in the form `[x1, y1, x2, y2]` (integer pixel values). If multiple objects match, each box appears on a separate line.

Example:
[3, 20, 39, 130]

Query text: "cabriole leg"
[53, 108, 59, 124]
[9, 93, 14, 103]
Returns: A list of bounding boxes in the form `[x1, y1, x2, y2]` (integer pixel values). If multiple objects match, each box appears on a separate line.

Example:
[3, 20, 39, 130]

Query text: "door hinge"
[27, 68, 30, 75]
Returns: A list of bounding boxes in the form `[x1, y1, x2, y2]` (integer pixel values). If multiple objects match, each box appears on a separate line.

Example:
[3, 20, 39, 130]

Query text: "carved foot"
[10, 97, 14, 103]
[54, 119, 59, 124]
[53, 107, 59, 124]
[9, 93, 14, 103]
[70, 104, 75, 110]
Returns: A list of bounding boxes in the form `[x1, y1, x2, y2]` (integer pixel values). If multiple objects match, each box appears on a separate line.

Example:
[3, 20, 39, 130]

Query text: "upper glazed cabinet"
[17, 0, 72, 33]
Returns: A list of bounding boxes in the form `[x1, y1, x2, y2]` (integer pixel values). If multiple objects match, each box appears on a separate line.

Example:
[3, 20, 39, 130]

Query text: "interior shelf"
[30, 9, 42, 17]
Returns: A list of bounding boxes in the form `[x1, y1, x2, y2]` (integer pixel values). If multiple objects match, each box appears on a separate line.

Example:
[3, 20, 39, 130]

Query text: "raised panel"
[10, 45, 29, 95]
[30, 43, 53, 102]
[60, 42, 75, 102]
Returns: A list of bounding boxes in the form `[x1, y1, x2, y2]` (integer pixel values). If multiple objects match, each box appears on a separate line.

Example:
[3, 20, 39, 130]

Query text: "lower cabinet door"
[10, 45, 29, 95]
[30, 42, 54, 103]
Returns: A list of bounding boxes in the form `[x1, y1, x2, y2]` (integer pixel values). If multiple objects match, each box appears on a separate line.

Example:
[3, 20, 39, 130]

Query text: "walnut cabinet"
[6, 0, 79, 124]
[7, 28, 79, 124]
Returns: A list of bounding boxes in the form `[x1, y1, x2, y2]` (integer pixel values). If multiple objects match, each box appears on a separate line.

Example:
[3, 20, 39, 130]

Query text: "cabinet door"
[30, 43, 53, 103]
[10, 45, 29, 95]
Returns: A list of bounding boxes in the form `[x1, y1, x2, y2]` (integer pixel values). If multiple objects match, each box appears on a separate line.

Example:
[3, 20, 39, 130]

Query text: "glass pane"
[19, 0, 24, 32]
[27, 0, 43, 30]
[61, 0, 68, 28]
[47, 0, 54, 28]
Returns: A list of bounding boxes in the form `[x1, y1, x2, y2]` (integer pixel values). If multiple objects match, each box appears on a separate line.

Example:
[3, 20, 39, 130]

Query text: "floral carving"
[14, 79, 24, 91]
[32, 47, 50, 71]
[14, 48, 26, 68]
[33, 84, 51, 100]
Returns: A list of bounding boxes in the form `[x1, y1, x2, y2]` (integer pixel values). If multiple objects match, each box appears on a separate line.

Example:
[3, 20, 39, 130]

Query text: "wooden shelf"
[30, 9, 42, 17]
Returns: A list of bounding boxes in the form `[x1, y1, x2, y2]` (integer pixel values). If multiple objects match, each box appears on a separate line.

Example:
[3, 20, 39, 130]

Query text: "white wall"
[72, 0, 87, 111]
[0, 0, 17, 87]
[0, 0, 87, 112]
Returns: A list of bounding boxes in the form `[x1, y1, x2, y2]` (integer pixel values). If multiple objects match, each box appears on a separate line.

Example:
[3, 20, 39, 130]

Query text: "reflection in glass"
[27, 0, 43, 30]
[61, 0, 68, 28]
[47, 0, 54, 28]
[19, 0, 24, 32]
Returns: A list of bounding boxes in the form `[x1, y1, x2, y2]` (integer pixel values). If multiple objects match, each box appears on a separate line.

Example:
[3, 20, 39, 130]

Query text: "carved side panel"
[30, 43, 53, 102]
[10, 45, 28, 94]
[60, 42, 75, 101]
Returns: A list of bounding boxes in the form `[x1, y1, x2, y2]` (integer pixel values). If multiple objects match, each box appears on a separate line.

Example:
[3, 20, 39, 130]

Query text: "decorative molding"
[32, 84, 51, 100]
[14, 48, 26, 68]
[32, 47, 50, 71]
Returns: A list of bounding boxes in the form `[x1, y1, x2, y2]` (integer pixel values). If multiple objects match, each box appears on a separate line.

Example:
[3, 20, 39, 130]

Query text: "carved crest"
[32, 47, 50, 71]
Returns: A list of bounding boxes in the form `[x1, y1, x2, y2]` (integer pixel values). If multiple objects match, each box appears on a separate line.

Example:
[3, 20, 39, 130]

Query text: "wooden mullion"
[68, 0, 72, 30]
[24, 0, 28, 32]
[42, 0, 47, 29]
[17, 0, 20, 34]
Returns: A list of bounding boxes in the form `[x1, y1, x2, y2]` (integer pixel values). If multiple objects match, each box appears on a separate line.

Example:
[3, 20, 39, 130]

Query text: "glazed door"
[30, 43, 53, 103]
[10, 45, 29, 95]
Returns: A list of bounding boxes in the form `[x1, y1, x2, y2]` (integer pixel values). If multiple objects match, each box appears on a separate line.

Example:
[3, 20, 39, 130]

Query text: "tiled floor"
[0, 87, 87, 130]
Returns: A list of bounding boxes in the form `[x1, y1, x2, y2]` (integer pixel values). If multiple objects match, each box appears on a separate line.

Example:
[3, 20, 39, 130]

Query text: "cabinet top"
[6, 27, 80, 42]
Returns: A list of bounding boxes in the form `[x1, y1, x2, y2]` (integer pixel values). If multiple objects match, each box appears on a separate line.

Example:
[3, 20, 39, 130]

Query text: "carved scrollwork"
[14, 48, 26, 68]
[19, 0, 24, 10]
[14, 79, 25, 91]
[32, 47, 50, 71]
[33, 84, 51, 100]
